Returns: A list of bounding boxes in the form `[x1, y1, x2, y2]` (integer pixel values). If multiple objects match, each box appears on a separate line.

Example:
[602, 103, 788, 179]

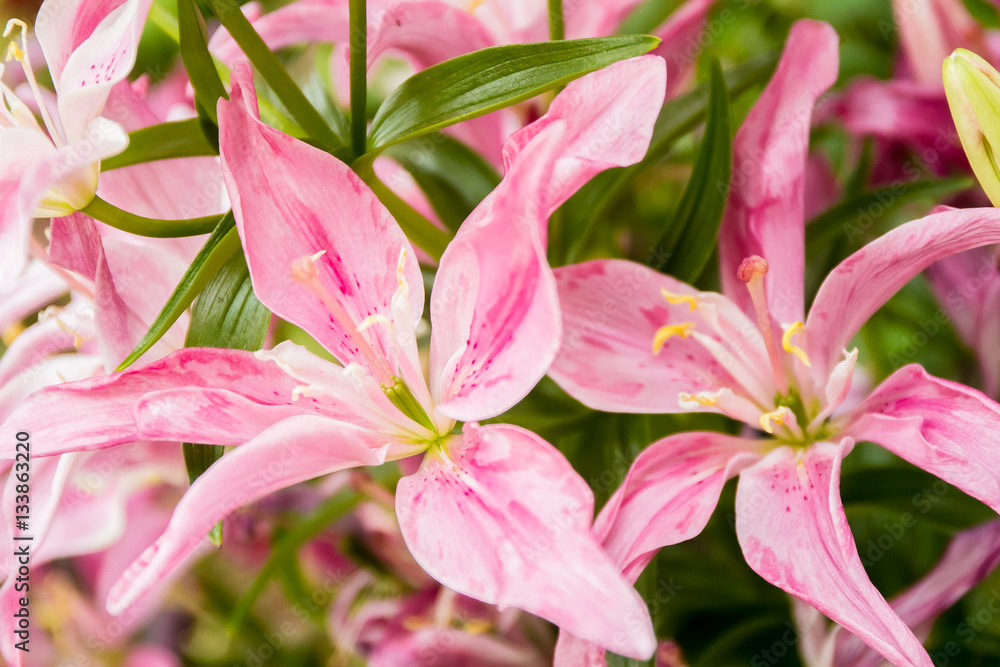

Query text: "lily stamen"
[291, 250, 395, 386]
[781, 321, 812, 367]
[3, 19, 62, 144]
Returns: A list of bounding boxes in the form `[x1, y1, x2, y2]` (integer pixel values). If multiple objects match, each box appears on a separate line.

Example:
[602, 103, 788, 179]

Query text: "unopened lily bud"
[943, 48, 1000, 206]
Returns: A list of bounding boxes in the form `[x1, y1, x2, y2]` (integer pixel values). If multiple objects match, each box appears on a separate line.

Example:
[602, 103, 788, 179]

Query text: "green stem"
[548, 0, 565, 40]
[354, 159, 451, 261]
[81, 197, 222, 237]
[349, 0, 368, 158]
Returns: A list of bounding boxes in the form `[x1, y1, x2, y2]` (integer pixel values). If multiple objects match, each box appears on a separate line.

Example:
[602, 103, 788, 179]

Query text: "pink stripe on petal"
[219, 64, 423, 380]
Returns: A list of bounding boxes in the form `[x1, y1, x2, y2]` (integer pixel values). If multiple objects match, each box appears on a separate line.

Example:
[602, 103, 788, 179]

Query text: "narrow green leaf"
[102, 119, 217, 171]
[366, 36, 660, 153]
[178, 0, 228, 125]
[386, 133, 501, 231]
[116, 215, 239, 371]
[81, 197, 223, 237]
[561, 53, 776, 264]
[227, 489, 361, 632]
[205, 0, 343, 150]
[182, 249, 271, 541]
[649, 57, 732, 283]
[805, 177, 974, 253]
[185, 251, 270, 352]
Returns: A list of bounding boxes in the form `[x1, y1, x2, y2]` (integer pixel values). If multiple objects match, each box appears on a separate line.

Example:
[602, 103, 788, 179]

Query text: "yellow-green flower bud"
[944, 48, 1000, 207]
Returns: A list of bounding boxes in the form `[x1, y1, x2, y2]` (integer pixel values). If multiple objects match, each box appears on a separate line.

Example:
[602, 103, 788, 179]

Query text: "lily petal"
[0, 348, 319, 457]
[805, 207, 1000, 381]
[501, 55, 666, 231]
[596, 431, 764, 581]
[396, 422, 656, 660]
[429, 123, 564, 422]
[835, 519, 1000, 667]
[844, 364, 1000, 512]
[718, 19, 839, 325]
[549, 259, 772, 413]
[107, 414, 389, 614]
[218, 63, 423, 380]
[736, 441, 933, 667]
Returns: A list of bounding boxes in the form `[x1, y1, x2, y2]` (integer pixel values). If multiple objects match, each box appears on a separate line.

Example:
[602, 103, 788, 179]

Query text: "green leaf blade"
[102, 118, 218, 171]
[650, 56, 733, 283]
[116, 214, 239, 371]
[367, 36, 660, 153]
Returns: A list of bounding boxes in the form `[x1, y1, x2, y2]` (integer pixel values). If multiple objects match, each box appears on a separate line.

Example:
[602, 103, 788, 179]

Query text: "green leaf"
[177, 0, 228, 125]
[204, 0, 343, 150]
[116, 214, 239, 371]
[80, 197, 224, 237]
[648, 56, 732, 283]
[227, 488, 361, 632]
[386, 133, 501, 231]
[805, 177, 974, 253]
[840, 465, 995, 531]
[102, 119, 217, 171]
[366, 36, 660, 153]
[182, 248, 272, 537]
[560, 53, 776, 264]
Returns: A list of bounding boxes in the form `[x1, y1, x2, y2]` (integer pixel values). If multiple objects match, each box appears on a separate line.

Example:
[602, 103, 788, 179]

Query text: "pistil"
[737, 255, 787, 393]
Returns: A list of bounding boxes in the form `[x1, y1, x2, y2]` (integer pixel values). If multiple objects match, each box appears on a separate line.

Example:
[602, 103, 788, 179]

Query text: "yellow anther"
[54, 318, 85, 347]
[466, 0, 488, 11]
[652, 322, 695, 354]
[679, 392, 717, 407]
[1, 322, 23, 346]
[781, 321, 812, 367]
[5, 41, 23, 62]
[759, 407, 791, 434]
[661, 288, 697, 311]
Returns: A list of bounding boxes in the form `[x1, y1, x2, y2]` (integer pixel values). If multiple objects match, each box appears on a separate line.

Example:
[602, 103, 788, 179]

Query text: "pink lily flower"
[796, 520, 1000, 667]
[0, 0, 153, 282]
[547, 20, 1000, 667]
[0, 56, 667, 658]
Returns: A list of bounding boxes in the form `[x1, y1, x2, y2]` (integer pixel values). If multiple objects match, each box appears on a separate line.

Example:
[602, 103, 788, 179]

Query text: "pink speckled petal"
[718, 20, 839, 325]
[843, 364, 1000, 513]
[0, 348, 320, 457]
[736, 441, 933, 667]
[396, 423, 655, 660]
[429, 123, 563, 422]
[549, 259, 772, 413]
[219, 63, 423, 380]
[805, 207, 1000, 381]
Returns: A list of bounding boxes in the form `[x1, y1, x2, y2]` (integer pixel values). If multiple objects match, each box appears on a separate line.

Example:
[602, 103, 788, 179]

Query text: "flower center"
[650, 255, 820, 439]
